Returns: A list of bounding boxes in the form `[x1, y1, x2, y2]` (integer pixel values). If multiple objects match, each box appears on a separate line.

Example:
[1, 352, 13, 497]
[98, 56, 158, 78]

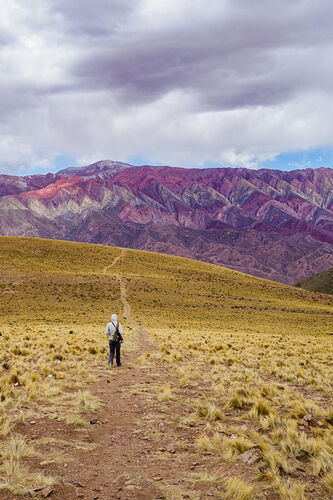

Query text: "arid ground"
[0, 237, 332, 499]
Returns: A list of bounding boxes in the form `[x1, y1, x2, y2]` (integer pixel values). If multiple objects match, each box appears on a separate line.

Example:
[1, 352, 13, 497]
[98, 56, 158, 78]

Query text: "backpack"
[111, 321, 121, 342]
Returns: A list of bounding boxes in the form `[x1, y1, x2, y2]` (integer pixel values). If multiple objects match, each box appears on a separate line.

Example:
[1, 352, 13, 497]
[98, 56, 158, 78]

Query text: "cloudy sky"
[1, 0, 333, 174]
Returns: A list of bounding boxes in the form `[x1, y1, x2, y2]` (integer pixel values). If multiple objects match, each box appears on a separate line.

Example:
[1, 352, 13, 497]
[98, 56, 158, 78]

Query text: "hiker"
[105, 313, 124, 366]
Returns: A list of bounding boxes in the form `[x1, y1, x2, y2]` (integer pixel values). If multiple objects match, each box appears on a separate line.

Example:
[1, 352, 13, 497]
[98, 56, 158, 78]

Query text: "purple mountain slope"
[0, 161, 332, 284]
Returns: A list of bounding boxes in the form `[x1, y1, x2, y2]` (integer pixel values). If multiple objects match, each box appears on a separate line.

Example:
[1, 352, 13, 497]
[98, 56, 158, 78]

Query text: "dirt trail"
[119, 276, 136, 330]
[0, 249, 222, 500]
[102, 249, 126, 275]
[105, 249, 140, 333]
[40, 249, 217, 500]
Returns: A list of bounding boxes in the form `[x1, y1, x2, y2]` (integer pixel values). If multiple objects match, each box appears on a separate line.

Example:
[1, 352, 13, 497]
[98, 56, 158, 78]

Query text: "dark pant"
[109, 340, 121, 366]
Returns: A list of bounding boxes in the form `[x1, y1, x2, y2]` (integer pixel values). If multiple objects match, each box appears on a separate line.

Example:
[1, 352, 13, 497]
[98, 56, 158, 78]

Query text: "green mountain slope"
[295, 267, 333, 295]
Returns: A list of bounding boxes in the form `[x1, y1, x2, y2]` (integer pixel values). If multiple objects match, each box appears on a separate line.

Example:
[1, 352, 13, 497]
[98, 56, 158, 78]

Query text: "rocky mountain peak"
[57, 160, 132, 179]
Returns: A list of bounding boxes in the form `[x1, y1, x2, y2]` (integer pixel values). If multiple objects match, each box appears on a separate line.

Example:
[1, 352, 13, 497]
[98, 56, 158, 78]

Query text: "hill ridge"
[0, 237, 332, 498]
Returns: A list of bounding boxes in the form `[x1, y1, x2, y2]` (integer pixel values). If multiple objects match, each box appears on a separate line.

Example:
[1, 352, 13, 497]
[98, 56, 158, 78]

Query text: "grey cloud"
[50, 0, 137, 38]
[0, 30, 14, 46]
[0, 0, 333, 173]
[69, 0, 333, 109]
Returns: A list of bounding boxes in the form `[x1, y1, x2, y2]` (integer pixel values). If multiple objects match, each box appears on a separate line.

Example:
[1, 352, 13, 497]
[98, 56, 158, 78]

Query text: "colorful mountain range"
[1, 160, 332, 284]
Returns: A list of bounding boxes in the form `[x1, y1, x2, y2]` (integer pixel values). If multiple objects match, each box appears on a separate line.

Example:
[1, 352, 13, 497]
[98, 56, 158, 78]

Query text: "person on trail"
[105, 313, 123, 366]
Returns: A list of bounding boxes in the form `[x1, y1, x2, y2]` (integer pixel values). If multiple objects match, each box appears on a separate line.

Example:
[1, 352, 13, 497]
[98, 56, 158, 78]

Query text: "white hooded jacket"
[105, 313, 123, 341]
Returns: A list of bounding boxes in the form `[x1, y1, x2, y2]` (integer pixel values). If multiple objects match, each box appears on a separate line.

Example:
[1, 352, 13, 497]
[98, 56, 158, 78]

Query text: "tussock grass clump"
[195, 435, 215, 452]
[249, 399, 274, 419]
[222, 436, 255, 460]
[263, 449, 294, 475]
[321, 471, 333, 493]
[197, 402, 224, 421]
[311, 449, 333, 476]
[157, 384, 172, 402]
[74, 390, 100, 412]
[1, 436, 36, 461]
[277, 478, 307, 500]
[0, 458, 55, 494]
[227, 394, 248, 410]
[224, 477, 255, 500]
[260, 382, 279, 399]
[65, 415, 88, 427]
[325, 407, 333, 425]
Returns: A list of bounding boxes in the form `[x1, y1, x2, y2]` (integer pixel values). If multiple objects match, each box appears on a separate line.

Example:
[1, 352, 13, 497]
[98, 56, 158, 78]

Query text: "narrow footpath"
[48, 250, 220, 500]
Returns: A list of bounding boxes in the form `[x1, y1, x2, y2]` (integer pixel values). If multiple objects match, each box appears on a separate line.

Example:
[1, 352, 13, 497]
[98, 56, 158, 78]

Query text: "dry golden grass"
[0, 236, 332, 497]
[117, 243, 332, 498]
[224, 477, 255, 500]
[0, 237, 126, 493]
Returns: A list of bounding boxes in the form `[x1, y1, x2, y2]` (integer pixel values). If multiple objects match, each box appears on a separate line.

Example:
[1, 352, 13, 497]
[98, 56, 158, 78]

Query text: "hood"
[111, 313, 117, 323]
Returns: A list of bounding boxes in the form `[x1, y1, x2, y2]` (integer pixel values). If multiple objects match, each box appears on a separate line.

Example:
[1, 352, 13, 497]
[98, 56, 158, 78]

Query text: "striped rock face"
[0, 161, 333, 284]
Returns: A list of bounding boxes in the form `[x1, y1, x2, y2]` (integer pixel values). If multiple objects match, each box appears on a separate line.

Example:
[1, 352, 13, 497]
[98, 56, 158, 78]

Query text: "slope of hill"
[295, 267, 333, 295]
[0, 237, 332, 498]
[0, 162, 333, 284]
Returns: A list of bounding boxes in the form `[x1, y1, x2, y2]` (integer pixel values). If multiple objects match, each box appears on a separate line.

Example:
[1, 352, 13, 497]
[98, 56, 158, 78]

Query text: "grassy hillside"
[295, 267, 333, 295]
[0, 237, 332, 498]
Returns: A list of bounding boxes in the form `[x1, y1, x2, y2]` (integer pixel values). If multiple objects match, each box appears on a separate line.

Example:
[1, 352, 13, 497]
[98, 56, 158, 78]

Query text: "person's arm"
[105, 324, 109, 336]
[118, 323, 123, 336]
